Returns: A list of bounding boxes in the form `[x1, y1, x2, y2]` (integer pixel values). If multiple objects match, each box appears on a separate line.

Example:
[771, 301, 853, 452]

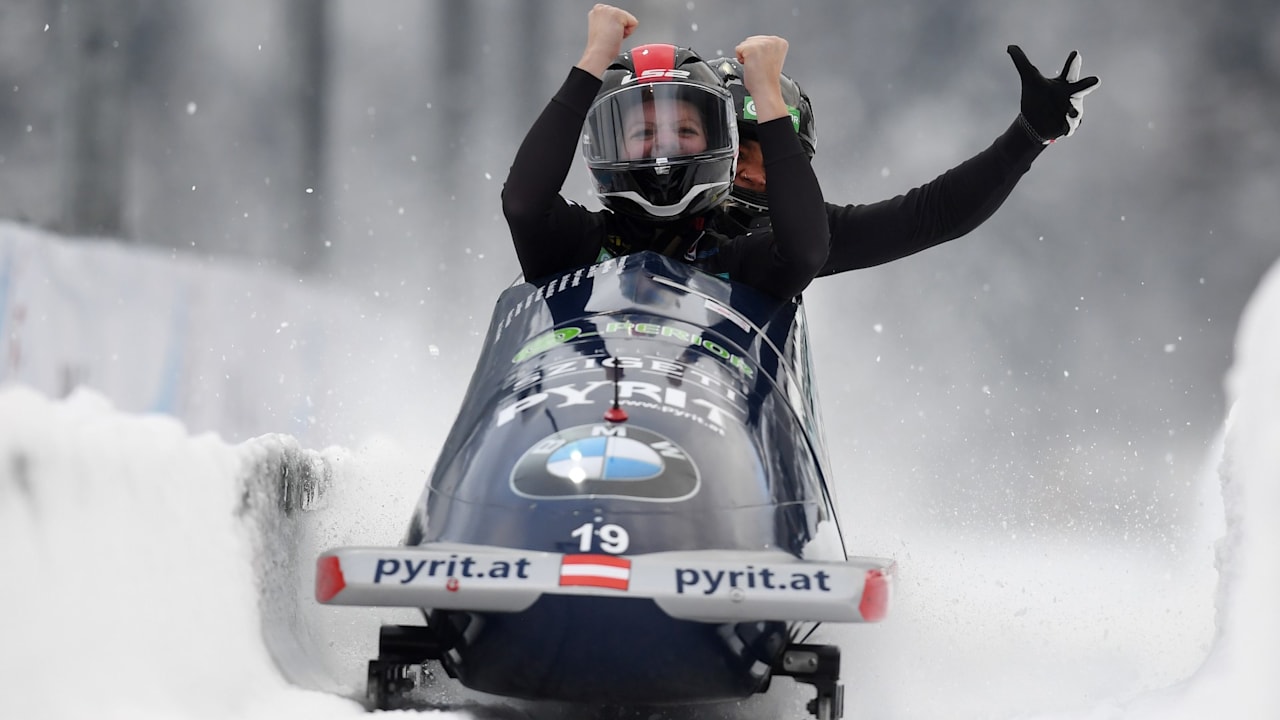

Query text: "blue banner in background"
[0, 220, 446, 448]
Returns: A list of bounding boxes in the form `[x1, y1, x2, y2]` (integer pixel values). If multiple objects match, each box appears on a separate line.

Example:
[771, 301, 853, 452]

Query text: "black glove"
[1008, 45, 1100, 145]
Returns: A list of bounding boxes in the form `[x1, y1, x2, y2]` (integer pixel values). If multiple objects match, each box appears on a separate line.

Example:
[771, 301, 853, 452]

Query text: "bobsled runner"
[316, 252, 895, 720]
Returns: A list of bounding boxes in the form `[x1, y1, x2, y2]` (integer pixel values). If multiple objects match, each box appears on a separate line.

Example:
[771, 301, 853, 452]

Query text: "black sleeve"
[727, 117, 830, 299]
[819, 119, 1045, 276]
[501, 67, 607, 283]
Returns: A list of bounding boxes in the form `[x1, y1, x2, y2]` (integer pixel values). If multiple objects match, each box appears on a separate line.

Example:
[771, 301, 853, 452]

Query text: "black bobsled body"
[317, 252, 892, 718]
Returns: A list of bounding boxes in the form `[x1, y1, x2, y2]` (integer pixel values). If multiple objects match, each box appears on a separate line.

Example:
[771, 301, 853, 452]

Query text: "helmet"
[583, 44, 738, 222]
[710, 57, 817, 214]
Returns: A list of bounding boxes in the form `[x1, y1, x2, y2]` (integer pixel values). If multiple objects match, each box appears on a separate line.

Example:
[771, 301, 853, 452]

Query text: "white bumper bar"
[317, 544, 894, 624]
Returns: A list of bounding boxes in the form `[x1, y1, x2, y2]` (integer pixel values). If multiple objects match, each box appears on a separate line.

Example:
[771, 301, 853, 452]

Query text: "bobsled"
[316, 252, 895, 719]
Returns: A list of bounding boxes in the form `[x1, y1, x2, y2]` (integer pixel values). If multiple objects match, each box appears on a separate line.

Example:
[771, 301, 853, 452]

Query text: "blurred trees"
[7, 0, 333, 269]
[2, 0, 1275, 272]
[57, 0, 132, 237]
[281, 0, 331, 272]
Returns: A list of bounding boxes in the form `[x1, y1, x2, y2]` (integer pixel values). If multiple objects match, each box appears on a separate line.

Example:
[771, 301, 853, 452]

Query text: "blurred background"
[1, 0, 1277, 552]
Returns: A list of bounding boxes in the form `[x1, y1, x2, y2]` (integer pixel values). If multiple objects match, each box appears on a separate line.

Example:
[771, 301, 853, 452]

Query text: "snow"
[1, 229, 1277, 719]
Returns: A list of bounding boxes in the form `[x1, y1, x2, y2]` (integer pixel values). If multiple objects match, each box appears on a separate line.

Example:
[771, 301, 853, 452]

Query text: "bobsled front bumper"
[316, 543, 893, 624]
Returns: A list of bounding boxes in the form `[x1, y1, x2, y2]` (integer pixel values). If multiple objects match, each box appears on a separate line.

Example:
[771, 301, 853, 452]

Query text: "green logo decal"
[601, 321, 753, 377]
[742, 96, 800, 133]
[513, 327, 583, 363]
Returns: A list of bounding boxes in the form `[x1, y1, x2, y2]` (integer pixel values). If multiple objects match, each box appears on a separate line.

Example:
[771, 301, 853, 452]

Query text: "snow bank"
[0, 385, 452, 719]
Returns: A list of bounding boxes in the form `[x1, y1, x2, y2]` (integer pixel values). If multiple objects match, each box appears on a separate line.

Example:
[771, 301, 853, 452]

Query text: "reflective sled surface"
[317, 252, 895, 719]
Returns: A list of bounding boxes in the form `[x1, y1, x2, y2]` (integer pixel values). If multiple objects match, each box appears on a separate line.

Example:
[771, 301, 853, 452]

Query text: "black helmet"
[583, 44, 738, 222]
[710, 57, 817, 214]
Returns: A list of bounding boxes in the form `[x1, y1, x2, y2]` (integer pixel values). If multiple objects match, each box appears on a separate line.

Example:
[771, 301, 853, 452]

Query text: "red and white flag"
[559, 554, 631, 591]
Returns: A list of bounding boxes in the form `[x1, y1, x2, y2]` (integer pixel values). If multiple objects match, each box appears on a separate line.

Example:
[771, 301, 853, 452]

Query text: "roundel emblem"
[511, 424, 700, 502]
[546, 436, 663, 481]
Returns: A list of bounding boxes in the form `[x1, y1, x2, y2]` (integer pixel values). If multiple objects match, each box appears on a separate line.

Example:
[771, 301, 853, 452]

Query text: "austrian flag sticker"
[559, 554, 631, 591]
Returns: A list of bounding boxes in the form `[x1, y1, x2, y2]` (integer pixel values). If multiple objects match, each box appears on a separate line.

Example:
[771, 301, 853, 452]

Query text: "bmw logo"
[546, 436, 663, 481]
[511, 424, 700, 502]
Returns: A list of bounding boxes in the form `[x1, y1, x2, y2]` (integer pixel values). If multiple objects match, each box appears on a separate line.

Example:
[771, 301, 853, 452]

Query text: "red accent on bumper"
[315, 555, 347, 602]
[859, 568, 889, 622]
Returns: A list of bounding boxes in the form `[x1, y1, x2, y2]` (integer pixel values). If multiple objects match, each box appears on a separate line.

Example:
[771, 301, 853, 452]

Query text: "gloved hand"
[1007, 45, 1100, 145]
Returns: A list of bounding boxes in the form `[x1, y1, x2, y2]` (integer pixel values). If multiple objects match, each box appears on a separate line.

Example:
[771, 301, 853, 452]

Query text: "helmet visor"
[584, 82, 736, 164]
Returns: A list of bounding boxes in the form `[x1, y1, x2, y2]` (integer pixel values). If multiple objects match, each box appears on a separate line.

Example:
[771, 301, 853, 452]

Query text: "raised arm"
[500, 5, 637, 282]
[820, 45, 1100, 275]
[731, 35, 829, 298]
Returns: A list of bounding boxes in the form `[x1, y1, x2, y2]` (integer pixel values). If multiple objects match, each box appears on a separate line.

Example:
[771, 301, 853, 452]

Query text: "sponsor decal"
[673, 565, 833, 595]
[510, 354, 747, 402]
[371, 555, 533, 584]
[513, 327, 582, 363]
[601, 321, 753, 376]
[509, 320, 754, 378]
[560, 554, 631, 591]
[497, 379, 734, 434]
[547, 436, 661, 480]
[511, 424, 700, 501]
[620, 68, 692, 84]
